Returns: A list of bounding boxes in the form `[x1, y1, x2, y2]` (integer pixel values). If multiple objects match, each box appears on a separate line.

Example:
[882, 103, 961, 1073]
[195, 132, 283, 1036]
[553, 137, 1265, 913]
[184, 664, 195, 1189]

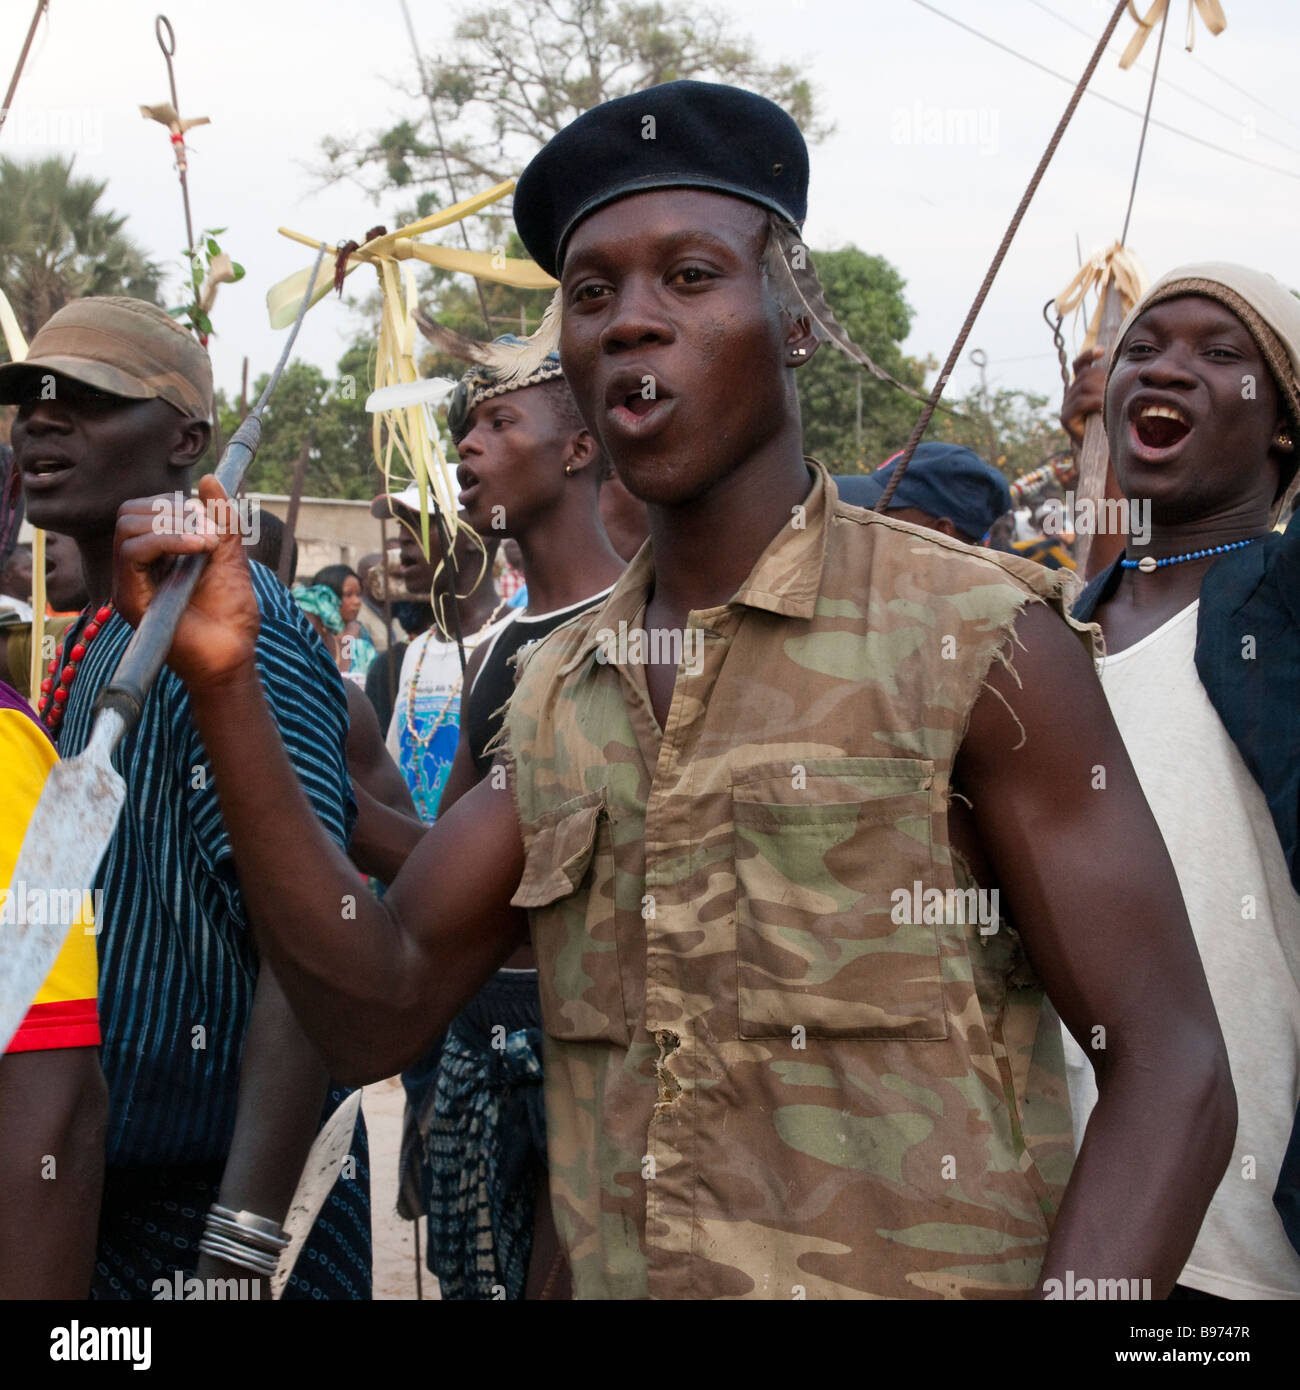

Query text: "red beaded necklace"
[39, 602, 114, 733]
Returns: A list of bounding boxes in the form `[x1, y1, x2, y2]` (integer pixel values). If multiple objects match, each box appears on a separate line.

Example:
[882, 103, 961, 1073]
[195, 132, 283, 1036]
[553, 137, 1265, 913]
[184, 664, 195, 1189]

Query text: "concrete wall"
[247, 493, 390, 585]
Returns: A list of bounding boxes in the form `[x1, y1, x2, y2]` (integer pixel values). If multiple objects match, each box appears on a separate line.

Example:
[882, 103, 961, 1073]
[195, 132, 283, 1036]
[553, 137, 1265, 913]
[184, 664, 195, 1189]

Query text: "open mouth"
[20, 458, 73, 490]
[620, 393, 658, 419]
[456, 465, 482, 503]
[1132, 404, 1191, 452]
[607, 391, 675, 437]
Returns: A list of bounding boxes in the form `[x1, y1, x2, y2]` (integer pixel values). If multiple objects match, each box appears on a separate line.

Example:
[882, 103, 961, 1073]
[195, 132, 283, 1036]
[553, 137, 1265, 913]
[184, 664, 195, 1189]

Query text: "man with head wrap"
[384, 336, 623, 1300]
[1068, 263, 1300, 1299]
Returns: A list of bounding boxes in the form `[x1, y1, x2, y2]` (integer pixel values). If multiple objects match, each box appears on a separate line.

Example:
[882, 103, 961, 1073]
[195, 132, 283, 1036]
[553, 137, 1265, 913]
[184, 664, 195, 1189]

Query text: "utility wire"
[877, 0, 1131, 511]
[910, 0, 1300, 184]
[1119, 0, 1169, 245]
[1027, 0, 1300, 158]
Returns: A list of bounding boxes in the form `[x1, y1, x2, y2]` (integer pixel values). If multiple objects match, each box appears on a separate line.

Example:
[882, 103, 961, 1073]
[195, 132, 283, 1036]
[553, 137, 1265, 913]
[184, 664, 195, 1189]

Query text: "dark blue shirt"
[56, 562, 356, 1167]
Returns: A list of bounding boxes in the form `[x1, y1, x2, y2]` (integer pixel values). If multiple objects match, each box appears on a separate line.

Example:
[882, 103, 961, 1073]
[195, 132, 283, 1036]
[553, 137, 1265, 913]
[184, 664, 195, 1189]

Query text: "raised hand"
[1061, 346, 1108, 444]
[113, 474, 261, 690]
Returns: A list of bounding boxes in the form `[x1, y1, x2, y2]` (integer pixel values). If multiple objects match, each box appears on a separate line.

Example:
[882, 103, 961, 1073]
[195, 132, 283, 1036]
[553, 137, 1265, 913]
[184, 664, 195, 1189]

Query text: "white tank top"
[1062, 600, 1300, 1298]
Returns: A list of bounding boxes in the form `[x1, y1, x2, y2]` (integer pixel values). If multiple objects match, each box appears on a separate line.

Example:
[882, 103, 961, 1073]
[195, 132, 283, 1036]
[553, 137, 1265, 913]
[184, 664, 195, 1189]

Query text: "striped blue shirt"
[56, 562, 356, 1167]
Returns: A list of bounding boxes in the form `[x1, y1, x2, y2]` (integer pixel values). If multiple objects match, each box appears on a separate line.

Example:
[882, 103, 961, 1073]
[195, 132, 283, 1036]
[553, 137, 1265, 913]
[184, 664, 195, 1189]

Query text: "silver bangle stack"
[197, 1203, 289, 1278]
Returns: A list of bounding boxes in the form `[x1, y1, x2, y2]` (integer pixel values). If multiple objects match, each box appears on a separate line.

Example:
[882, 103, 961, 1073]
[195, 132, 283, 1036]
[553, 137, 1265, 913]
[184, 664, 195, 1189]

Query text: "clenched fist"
[113, 475, 261, 691]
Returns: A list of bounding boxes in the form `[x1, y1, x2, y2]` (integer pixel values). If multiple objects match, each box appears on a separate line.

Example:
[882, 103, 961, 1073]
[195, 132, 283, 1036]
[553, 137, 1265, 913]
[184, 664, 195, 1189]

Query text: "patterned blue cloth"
[423, 971, 547, 1300]
[56, 561, 371, 1298]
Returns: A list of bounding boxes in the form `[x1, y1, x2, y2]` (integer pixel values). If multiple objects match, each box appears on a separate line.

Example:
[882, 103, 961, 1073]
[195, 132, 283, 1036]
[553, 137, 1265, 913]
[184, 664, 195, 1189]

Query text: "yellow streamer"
[262, 180, 552, 615]
[1120, 0, 1227, 71]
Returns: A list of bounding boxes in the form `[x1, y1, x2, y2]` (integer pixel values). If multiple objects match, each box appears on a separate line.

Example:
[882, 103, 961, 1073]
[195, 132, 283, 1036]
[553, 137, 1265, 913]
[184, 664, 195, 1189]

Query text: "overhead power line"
[910, 0, 1300, 185]
[1026, 0, 1300, 159]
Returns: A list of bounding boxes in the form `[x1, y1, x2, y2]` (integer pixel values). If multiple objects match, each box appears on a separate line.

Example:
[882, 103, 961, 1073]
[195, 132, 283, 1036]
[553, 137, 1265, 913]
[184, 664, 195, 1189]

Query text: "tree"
[925, 385, 1071, 485]
[323, 0, 828, 220]
[0, 157, 164, 349]
[220, 343, 379, 500]
[793, 246, 932, 472]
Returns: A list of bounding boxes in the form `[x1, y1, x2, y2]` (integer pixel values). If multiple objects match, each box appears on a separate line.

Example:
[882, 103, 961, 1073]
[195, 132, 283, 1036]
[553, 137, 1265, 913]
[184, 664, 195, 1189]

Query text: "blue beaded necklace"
[1121, 535, 1263, 573]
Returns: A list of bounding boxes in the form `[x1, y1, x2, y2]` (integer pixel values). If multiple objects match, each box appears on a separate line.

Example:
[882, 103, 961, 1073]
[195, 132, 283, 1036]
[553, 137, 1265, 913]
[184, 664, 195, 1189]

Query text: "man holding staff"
[114, 83, 1233, 1300]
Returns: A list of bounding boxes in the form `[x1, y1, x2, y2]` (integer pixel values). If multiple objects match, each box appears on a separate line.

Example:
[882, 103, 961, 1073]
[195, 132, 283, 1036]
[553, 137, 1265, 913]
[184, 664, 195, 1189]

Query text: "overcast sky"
[3, 0, 1297, 422]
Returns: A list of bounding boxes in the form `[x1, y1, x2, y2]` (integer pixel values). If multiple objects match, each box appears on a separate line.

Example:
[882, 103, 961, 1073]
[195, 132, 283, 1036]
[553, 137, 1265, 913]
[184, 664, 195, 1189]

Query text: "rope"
[0, 1, 48, 138]
[875, 0, 1131, 513]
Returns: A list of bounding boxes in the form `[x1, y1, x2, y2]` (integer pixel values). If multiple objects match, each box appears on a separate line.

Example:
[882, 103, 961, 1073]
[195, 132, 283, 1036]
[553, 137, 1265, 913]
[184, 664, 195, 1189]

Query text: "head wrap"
[444, 334, 564, 443]
[0, 296, 214, 419]
[1107, 261, 1300, 510]
[292, 583, 343, 634]
[1108, 262, 1300, 432]
[513, 80, 809, 279]
[835, 444, 1013, 544]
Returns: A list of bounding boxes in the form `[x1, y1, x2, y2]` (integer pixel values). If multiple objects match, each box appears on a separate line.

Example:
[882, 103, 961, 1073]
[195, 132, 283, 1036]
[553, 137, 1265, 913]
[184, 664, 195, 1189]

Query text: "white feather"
[365, 377, 457, 413]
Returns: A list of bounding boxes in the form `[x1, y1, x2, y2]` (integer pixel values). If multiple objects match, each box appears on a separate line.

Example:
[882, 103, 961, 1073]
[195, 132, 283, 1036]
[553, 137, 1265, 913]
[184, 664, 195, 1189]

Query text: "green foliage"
[793, 246, 1069, 482]
[0, 156, 164, 350]
[220, 343, 380, 500]
[925, 384, 1071, 484]
[322, 0, 829, 205]
[794, 246, 930, 471]
[170, 225, 245, 340]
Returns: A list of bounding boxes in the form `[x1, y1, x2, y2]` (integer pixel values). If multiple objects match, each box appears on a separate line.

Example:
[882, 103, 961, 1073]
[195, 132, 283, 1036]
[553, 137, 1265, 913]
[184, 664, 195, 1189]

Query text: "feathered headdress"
[414, 310, 564, 442]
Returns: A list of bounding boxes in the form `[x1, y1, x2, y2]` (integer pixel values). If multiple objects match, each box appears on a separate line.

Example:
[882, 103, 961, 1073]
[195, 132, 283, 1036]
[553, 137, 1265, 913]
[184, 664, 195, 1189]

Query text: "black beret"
[514, 80, 809, 279]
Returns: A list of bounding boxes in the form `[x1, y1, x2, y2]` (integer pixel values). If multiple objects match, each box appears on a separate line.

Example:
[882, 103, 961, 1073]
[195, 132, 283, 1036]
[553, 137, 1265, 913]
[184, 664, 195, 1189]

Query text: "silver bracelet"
[197, 1233, 279, 1277]
[209, 1203, 287, 1243]
[201, 1203, 288, 1276]
[204, 1212, 288, 1253]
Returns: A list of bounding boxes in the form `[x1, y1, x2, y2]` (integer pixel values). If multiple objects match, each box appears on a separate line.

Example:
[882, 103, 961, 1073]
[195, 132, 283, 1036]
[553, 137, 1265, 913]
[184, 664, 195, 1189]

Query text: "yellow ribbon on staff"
[264, 179, 558, 571]
[1120, 0, 1226, 70]
[1055, 242, 1149, 351]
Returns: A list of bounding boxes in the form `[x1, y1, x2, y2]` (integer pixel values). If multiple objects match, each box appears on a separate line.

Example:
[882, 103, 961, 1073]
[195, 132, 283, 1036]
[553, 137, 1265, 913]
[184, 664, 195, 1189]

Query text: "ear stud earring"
[1276, 430, 1294, 450]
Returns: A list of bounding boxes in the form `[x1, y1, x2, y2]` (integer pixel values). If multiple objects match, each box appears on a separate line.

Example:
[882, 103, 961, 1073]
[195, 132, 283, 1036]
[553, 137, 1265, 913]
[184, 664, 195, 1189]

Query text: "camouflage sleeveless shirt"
[503, 463, 1093, 1299]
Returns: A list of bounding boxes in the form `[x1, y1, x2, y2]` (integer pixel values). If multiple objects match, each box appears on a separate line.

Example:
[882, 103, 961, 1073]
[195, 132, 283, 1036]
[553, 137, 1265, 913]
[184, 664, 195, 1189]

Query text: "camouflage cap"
[0, 296, 213, 419]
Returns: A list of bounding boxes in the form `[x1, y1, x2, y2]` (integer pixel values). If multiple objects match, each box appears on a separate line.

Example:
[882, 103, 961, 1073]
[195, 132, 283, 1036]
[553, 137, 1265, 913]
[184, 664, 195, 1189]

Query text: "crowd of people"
[1, 79, 1297, 1305]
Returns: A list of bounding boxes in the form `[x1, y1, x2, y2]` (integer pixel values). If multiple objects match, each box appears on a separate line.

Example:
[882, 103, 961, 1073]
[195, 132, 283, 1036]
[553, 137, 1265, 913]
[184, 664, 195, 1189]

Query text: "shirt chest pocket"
[731, 757, 948, 1041]
[511, 788, 630, 1046]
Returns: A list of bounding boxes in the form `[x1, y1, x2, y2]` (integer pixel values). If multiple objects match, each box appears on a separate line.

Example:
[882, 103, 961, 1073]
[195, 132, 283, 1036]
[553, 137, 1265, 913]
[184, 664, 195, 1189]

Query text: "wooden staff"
[1073, 280, 1127, 579]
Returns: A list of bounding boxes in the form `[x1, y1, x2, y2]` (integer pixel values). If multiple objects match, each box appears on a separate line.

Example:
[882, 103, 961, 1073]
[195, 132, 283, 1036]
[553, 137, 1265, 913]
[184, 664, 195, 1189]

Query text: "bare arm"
[197, 964, 332, 1293]
[344, 681, 417, 818]
[956, 602, 1235, 1297]
[435, 641, 491, 815]
[0, 1049, 107, 1297]
[113, 482, 528, 1084]
[343, 679, 424, 882]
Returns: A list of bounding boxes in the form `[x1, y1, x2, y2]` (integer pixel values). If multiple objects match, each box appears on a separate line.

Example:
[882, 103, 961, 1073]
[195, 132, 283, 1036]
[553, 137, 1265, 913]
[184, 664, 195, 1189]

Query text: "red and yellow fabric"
[0, 679, 100, 1054]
